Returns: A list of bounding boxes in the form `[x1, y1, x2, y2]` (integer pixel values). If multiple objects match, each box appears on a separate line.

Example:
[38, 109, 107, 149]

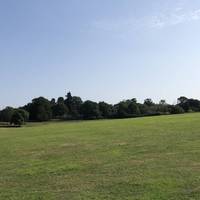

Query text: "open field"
[0, 114, 200, 199]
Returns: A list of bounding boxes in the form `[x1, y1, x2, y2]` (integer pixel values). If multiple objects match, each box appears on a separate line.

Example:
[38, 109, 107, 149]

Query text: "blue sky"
[1, 0, 200, 108]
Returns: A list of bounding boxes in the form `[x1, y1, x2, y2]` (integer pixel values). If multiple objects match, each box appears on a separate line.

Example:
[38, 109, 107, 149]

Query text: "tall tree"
[57, 97, 65, 104]
[81, 101, 100, 119]
[28, 97, 52, 121]
[0, 107, 15, 122]
[52, 103, 68, 118]
[65, 92, 82, 118]
[144, 98, 154, 107]
[128, 102, 140, 116]
[99, 102, 113, 118]
[177, 96, 188, 104]
[10, 110, 24, 126]
[159, 99, 167, 105]
[116, 101, 129, 118]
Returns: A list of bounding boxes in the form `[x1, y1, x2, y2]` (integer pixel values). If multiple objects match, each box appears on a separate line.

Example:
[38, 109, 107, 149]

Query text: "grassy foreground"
[0, 114, 200, 200]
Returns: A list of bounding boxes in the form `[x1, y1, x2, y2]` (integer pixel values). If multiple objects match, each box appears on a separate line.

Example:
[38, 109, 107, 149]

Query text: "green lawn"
[0, 113, 200, 200]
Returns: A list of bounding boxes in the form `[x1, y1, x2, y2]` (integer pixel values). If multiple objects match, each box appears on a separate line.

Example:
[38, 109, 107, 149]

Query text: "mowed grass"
[0, 114, 200, 200]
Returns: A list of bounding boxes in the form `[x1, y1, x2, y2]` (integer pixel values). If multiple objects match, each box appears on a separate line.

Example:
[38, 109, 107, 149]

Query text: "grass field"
[0, 113, 200, 200]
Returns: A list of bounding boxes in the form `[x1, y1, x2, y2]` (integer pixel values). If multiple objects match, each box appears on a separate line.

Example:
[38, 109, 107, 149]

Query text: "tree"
[5, 91, 200, 123]
[131, 98, 137, 104]
[128, 102, 140, 116]
[170, 105, 184, 114]
[64, 92, 83, 118]
[177, 96, 188, 104]
[177, 98, 200, 112]
[50, 98, 56, 106]
[52, 103, 68, 118]
[99, 102, 113, 118]
[70, 96, 83, 118]
[116, 101, 129, 118]
[159, 99, 167, 105]
[144, 98, 154, 107]
[28, 97, 52, 121]
[0, 107, 15, 122]
[57, 97, 65, 104]
[10, 111, 24, 126]
[65, 92, 73, 108]
[17, 109, 29, 122]
[187, 99, 200, 112]
[81, 101, 100, 119]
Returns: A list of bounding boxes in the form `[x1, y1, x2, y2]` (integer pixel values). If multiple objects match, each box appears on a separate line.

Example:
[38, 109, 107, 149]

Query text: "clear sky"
[1, 0, 200, 109]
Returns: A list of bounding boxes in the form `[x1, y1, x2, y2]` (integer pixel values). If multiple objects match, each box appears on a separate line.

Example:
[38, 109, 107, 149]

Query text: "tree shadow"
[0, 125, 21, 128]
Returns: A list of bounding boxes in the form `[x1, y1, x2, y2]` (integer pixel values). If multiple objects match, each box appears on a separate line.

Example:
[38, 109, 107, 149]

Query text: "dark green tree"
[0, 107, 15, 122]
[159, 99, 167, 105]
[65, 92, 73, 107]
[28, 97, 52, 121]
[17, 109, 29, 122]
[57, 97, 65, 104]
[10, 111, 24, 126]
[170, 105, 184, 114]
[116, 101, 129, 118]
[99, 102, 113, 118]
[65, 92, 82, 118]
[50, 98, 56, 106]
[81, 101, 100, 119]
[128, 102, 140, 116]
[52, 103, 68, 118]
[177, 96, 188, 104]
[144, 98, 154, 107]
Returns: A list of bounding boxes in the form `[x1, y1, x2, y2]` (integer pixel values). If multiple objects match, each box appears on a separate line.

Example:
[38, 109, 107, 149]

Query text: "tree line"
[0, 92, 200, 126]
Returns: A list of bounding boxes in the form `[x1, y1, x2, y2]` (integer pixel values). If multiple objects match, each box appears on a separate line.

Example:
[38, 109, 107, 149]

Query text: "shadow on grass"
[0, 125, 21, 128]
